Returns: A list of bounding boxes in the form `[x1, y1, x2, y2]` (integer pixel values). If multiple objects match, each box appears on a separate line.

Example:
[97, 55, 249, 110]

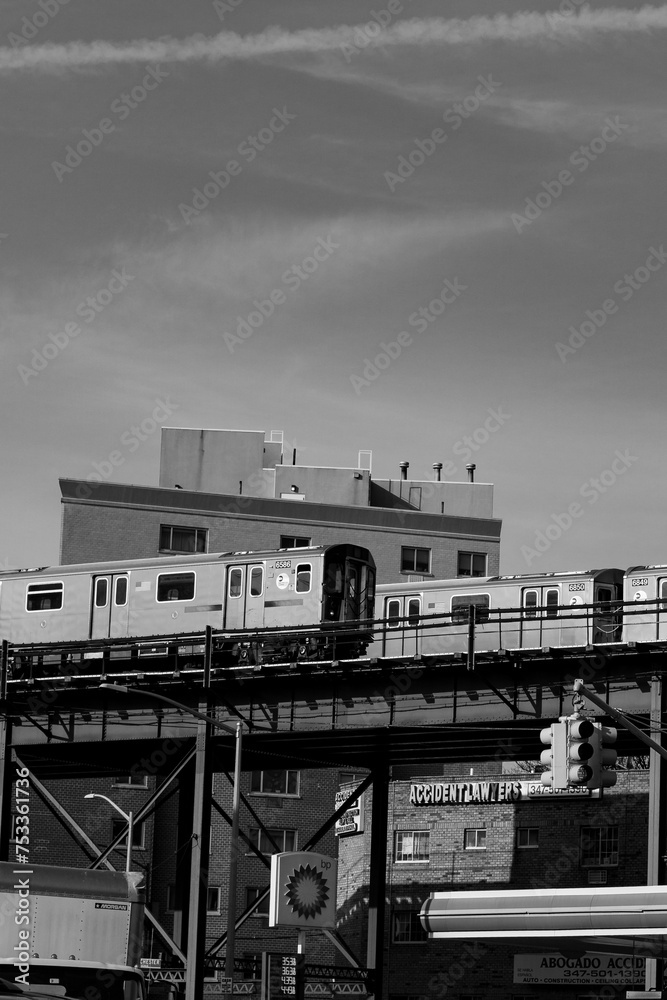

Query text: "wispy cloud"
[3, 6, 667, 73]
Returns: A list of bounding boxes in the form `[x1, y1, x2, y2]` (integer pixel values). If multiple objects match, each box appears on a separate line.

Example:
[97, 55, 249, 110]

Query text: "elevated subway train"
[0, 543, 376, 663]
[1, 547, 667, 665]
[371, 564, 667, 657]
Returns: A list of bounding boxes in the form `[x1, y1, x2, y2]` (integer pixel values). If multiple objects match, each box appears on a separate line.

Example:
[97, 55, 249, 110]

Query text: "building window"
[464, 828, 487, 850]
[113, 776, 148, 787]
[457, 552, 487, 577]
[248, 828, 296, 855]
[394, 831, 429, 863]
[580, 826, 618, 867]
[166, 885, 177, 912]
[517, 828, 539, 849]
[159, 525, 207, 553]
[111, 819, 145, 849]
[280, 535, 311, 548]
[26, 582, 63, 612]
[391, 911, 428, 943]
[207, 887, 221, 914]
[250, 770, 300, 796]
[401, 547, 431, 574]
[156, 572, 195, 602]
[246, 887, 270, 919]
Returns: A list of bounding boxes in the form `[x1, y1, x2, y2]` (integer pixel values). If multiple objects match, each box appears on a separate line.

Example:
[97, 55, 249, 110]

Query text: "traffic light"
[540, 721, 568, 789]
[586, 724, 618, 789]
[564, 718, 596, 787]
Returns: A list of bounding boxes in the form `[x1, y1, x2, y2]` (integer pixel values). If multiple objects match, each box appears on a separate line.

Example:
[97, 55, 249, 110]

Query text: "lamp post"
[84, 793, 134, 872]
[99, 684, 242, 982]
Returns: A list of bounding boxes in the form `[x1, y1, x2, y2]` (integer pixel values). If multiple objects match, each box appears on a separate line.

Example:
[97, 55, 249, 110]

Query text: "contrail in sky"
[2, 6, 667, 72]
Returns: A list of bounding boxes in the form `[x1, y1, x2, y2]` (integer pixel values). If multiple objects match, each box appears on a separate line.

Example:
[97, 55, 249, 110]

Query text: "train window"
[296, 564, 311, 593]
[156, 572, 195, 602]
[596, 587, 613, 613]
[407, 598, 421, 624]
[387, 599, 401, 628]
[229, 569, 243, 598]
[95, 578, 108, 608]
[451, 595, 490, 624]
[26, 582, 63, 612]
[324, 564, 343, 593]
[250, 567, 264, 597]
[115, 577, 128, 607]
[523, 590, 539, 619]
[545, 588, 560, 619]
[661, 580, 667, 609]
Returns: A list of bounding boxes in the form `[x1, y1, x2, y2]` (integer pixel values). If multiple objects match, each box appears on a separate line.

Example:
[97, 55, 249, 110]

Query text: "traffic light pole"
[574, 677, 665, 996]
[573, 679, 667, 764]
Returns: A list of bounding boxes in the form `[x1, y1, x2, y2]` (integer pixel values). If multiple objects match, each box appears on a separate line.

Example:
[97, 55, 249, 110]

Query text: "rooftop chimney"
[399, 461, 409, 481]
[466, 463, 476, 483]
[432, 463, 443, 482]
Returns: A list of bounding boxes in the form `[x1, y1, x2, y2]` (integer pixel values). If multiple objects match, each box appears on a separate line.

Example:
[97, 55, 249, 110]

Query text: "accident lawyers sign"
[269, 852, 337, 928]
[514, 953, 645, 986]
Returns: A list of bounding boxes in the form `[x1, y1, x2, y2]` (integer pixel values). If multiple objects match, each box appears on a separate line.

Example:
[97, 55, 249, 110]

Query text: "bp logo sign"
[269, 852, 337, 928]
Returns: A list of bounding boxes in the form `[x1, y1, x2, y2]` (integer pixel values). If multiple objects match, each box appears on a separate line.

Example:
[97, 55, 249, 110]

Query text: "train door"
[593, 583, 621, 643]
[224, 565, 266, 630]
[659, 579, 667, 640]
[520, 586, 561, 647]
[90, 574, 130, 638]
[225, 566, 245, 630]
[382, 596, 421, 656]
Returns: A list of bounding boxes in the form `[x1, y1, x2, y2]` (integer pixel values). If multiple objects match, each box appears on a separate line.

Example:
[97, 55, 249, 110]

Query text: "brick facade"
[58, 480, 501, 585]
[337, 765, 651, 1000]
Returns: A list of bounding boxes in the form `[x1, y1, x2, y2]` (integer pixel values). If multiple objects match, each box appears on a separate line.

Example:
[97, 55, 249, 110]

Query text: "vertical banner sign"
[269, 852, 338, 928]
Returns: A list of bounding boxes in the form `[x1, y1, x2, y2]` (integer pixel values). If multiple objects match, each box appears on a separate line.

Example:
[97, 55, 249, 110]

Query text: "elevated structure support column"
[645, 675, 666, 991]
[366, 761, 389, 999]
[184, 711, 213, 1000]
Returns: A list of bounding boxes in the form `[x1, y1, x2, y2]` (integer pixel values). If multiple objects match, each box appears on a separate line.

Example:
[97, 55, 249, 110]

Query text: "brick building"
[337, 764, 651, 1000]
[58, 427, 501, 584]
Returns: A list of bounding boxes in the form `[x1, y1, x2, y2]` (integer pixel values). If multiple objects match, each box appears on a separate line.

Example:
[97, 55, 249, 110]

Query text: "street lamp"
[84, 793, 134, 872]
[99, 683, 242, 982]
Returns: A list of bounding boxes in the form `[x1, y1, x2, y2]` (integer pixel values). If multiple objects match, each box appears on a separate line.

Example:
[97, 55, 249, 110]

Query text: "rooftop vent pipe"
[432, 463, 443, 482]
[399, 461, 409, 481]
[466, 463, 476, 483]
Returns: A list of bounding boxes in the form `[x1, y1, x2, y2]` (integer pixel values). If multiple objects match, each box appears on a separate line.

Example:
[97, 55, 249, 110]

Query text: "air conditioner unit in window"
[588, 869, 608, 885]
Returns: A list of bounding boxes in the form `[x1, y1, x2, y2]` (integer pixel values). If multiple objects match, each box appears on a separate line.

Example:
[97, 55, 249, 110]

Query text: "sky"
[1, 0, 666, 577]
